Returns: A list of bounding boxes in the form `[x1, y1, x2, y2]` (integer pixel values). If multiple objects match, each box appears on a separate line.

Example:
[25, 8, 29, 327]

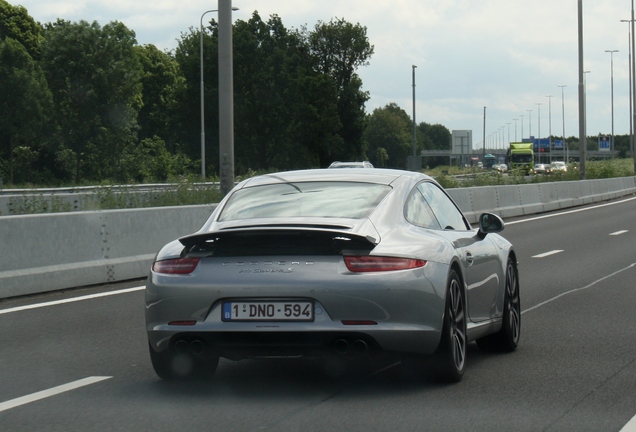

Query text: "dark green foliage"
[0, 36, 52, 183]
[39, 20, 143, 183]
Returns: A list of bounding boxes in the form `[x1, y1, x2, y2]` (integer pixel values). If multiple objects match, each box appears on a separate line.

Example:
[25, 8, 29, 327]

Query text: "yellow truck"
[507, 142, 534, 174]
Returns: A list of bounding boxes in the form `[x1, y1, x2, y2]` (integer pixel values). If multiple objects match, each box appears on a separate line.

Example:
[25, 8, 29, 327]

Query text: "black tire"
[476, 257, 521, 352]
[431, 269, 467, 383]
[149, 342, 219, 380]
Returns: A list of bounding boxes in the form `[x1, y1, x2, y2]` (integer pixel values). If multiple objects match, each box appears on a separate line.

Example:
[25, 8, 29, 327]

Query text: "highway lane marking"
[0, 286, 145, 315]
[506, 196, 636, 225]
[532, 250, 563, 258]
[522, 262, 636, 315]
[0, 376, 112, 413]
[621, 414, 636, 432]
[610, 230, 629, 236]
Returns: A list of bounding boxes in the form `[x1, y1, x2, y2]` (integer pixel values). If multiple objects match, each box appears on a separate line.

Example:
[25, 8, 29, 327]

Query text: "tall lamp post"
[558, 85, 568, 162]
[412, 65, 417, 160]
[536, 103, 542, 164]
[483, 106, 487, 158]
[621, 20, 634, 162]
[605, 50, 618, 158]
[583, 70, 591, 159]
[546, 95, 553, 164]
[578, 0, 586, 179]
[520, 115, 524, 140]
[527, 110, 533, 138]
[200, 6, 238, 181]
[632, 1, 636, 172]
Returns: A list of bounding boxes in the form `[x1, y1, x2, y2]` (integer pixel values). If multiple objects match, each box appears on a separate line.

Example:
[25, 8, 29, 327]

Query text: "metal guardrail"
[0, 182, 221, 216]
[0, 182, 219, 195]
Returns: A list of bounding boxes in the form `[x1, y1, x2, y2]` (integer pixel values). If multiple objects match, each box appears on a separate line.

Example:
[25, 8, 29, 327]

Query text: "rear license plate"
[222, 301, 314, 322]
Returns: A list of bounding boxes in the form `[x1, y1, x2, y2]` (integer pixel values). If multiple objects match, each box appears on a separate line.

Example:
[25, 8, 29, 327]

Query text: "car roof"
[328, 161, 373, 168]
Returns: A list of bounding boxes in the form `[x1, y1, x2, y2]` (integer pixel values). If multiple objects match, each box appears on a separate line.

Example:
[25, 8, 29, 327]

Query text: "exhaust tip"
[334, 339, 349, 354]
[352, 339, 368, 354]
[175, 340, 189, 353]
[190, 340, 205, 355]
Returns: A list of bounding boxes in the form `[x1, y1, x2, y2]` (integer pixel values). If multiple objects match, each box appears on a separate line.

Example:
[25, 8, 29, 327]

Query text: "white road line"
[0, 376, 112, 413]
[610, 230, 629, 236]
[0, 286, 145, 315]
[621, 414, 636, 432]
[506, 196, 636, 225]
[532, 250, 563, 258]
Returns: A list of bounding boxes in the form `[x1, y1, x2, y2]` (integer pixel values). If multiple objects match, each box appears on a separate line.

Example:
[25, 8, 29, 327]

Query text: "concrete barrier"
[0, 205, 215, 299]
[1, 177, 635, 299]
[448, 177, 636, 223]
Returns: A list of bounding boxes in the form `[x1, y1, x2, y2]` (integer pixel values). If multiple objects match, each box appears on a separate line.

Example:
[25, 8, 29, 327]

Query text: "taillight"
[152, 258, 200, 274]
[344, 256, 426, 272]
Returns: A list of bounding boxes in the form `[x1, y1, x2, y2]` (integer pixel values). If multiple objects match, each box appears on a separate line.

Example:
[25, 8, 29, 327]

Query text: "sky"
[10, 0, 636, 150]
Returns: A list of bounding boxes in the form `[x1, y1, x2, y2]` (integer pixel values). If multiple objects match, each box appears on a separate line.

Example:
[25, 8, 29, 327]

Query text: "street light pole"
[527, 110, 533, 138]
[536, 103, 542, 164]
[200, 6, 238, 181]
[513, 118, 518, 141]
[483, 107, 487, 158]
[520, 115, 524, 140]
[218, 1, 238, 196]
[621, 20, 634, 163]
[578, 0, 586, 179]
[546, 95, 553, 164]
[605, 50, 618, 158]
[632, 1, 636, 173]
[412, 65, 417, 160]
[558, 85, 567, 162]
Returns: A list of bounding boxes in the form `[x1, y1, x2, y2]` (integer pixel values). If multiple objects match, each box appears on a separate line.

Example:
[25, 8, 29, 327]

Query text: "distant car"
[493, 163, 508, 173]
[328, 161, 374, 168]
[145, 168, 520, 383]
[533, 163, 550, 174]
[550, 161, 567, 172]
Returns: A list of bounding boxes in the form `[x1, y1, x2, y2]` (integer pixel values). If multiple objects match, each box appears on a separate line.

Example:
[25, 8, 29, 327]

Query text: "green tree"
[232, 13, 340, 171]
[308, 18, 374, 161]
[0, 0, 43, 59]
[135, 44, 185, 148]
[173, 12, 342, 174]
[363, 104, 411, 169]
[0, 37, 52, 184]
[40, 20, 142, 183]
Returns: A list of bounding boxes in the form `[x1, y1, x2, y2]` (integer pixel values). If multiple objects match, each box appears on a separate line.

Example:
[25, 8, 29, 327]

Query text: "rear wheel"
[149, 342, 219, 380]
[401, 270, 467, 383]
[476, 257, 521, 352]
[433, 269, 467, 382]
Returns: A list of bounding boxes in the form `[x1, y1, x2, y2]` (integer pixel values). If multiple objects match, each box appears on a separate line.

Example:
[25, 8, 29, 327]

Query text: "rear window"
[218, 182, 391, 221]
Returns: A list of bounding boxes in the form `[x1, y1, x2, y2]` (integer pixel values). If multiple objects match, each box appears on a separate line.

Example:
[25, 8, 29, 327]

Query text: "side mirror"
[477, 213, 504, 239]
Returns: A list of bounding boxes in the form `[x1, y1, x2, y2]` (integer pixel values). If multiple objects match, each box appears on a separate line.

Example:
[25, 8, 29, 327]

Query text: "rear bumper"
[147, 327, 442, 359]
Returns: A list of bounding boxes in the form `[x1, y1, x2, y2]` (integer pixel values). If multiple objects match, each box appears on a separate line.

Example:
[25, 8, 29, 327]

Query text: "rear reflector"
[168, 320, 197, 326]
[152, 258, 200, 274]
[342, 320, 378, 325]
[344, 256, 426, 272]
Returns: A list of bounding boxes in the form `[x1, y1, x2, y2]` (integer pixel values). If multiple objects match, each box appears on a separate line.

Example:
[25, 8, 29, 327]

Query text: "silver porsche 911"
[145, 168, 520, 382]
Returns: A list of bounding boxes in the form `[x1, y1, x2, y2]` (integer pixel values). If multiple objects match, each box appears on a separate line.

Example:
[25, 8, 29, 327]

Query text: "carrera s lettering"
[238, 268, 294, 274]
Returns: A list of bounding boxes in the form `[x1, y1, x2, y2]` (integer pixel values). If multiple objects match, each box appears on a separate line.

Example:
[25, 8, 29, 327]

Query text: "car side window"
[405, 188, 441, 229]
[417, 182, 469, 231]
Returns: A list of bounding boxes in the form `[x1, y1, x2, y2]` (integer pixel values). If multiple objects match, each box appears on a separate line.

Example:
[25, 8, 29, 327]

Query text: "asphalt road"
[1, 196, 636, 431]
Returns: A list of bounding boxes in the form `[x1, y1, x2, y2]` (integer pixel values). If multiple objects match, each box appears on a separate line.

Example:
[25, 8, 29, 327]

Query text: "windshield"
[511, 154, 533, 163]
[218, 182, 391, 221]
